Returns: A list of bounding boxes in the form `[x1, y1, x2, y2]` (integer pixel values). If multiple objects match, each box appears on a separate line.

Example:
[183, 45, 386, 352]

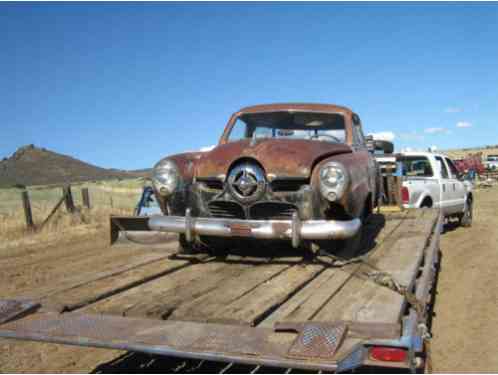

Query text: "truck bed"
[0, 209, 441, 372]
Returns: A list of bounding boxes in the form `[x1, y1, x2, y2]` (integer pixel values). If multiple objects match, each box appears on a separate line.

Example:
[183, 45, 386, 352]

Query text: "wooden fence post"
[63, 185, 76, 213]
[21, 191, 35, 230]
[82, 188, 91, 209]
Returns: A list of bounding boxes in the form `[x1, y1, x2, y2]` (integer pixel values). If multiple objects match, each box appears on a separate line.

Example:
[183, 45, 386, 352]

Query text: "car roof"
[235, 103, 354, 116]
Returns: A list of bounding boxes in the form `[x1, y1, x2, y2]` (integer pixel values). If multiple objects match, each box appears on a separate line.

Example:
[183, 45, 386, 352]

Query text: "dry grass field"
[444, 145, 498, 160]
[0, 179, 146, 246]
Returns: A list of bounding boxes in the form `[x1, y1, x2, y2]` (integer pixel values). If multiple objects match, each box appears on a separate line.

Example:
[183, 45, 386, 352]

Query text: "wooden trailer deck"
[0, 209, 441, 372]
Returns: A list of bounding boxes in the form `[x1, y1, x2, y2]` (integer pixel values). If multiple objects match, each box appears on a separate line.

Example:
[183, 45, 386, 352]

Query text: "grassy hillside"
[0, 145, 150, 188]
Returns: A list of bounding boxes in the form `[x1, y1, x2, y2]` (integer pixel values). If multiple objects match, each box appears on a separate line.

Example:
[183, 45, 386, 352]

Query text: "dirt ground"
[431, 188, 498, 372]
[0, 188, 497, 373]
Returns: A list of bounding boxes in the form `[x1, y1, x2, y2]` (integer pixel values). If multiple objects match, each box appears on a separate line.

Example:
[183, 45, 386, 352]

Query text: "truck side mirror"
[365, 135, 375, 152]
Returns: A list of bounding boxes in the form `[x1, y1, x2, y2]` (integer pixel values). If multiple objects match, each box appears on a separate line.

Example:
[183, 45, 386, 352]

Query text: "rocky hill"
[0, 145, 150, 188]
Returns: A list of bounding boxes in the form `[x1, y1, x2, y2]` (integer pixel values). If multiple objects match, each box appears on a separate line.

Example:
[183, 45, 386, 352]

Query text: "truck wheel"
[460, 198, 473, 227]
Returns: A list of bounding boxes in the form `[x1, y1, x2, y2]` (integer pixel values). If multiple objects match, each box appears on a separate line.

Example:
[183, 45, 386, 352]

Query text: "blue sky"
[1, 2, 497, 170]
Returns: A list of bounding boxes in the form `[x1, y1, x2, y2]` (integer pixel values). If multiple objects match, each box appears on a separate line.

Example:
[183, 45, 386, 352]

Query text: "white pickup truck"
[484, 155, 498, 170]
[398, 151, 473, 226]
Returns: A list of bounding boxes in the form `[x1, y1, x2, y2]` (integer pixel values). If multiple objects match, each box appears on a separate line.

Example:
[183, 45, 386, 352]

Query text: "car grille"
[208, 201, 245, 219]
[249, 202, 297, 220]
[270, 179, 308, 192]
[199, 179, 224, 190]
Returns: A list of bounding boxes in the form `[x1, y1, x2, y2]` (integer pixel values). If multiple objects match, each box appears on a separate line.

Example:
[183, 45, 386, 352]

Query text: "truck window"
[399, 156, 433, 177]
[435, 156, 449, 179]
[445, 157, 460, 178]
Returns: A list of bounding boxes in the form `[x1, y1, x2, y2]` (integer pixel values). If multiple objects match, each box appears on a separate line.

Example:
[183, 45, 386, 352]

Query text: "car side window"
[445, 157, 459, 179]
[435, 156, 449, 179]
[227, 119, 248, 142]
[352, 115, 366, 146]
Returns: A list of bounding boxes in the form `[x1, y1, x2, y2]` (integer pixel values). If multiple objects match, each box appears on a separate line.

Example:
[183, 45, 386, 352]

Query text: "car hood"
[195, 138, 352, 179]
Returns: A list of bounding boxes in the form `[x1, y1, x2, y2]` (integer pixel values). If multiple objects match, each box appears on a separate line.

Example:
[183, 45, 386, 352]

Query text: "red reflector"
[401, 186, 410, 204]
[370, 346, 407, 362]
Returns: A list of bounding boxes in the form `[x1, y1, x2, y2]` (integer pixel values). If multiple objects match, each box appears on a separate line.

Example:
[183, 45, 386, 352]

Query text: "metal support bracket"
[291, 212, 301, 248]
[185, 207, 193, 243]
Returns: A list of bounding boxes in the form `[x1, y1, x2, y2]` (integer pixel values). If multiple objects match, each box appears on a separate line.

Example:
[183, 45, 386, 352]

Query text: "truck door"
[434, 156, 452, 215]
[445, 157, 466, 213]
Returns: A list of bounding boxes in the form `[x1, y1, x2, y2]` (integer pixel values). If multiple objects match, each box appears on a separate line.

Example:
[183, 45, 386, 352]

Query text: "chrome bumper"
[148, 210, 361, 248]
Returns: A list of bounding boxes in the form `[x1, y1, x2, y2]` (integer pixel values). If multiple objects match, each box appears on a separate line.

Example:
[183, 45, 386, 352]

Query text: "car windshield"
[399, 156, 433, 177]
[227, 112, 346, 143]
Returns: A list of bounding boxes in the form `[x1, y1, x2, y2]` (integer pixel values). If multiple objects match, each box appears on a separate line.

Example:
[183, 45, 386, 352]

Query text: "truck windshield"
[399, 156, 433, 177]
[227, 112, 346, 143]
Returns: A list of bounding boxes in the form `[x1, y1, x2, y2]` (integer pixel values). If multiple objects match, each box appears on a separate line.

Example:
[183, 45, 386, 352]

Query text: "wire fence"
[0, 179, 148, 238]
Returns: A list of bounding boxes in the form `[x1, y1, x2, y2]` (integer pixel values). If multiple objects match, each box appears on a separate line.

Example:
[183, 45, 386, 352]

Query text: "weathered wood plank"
[212, 264, 324, 326]
[260, 266, 355, 327]
[123, 261, 252, 319]
[85, 261, 237, 316]
[46, 257, 191, 311]
[168, 263, 294, 323]
[312, 209, 438, 324]
[312, 275, 404, 323]
[20, 249, 174, 300]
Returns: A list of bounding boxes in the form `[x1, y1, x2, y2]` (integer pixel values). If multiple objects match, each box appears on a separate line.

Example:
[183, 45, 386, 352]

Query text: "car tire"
[336, 202, 369, 259]
[337, 225, 363, 259]
[460, 197, 473, 227]
[178, 234, 197, 254]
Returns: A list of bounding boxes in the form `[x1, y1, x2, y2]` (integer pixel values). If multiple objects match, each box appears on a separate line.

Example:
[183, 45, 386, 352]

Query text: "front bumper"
[148, 210, 361, 248]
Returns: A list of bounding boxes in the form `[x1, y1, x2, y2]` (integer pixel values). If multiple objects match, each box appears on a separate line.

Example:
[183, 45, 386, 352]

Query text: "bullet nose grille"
[208, 201, 245, 219]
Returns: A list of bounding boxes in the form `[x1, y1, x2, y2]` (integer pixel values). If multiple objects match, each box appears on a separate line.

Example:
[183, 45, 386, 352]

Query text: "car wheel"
[178, 234, 197, 254]
[460, 198, 473, 227]
[336, 203, 369, 259]
[337, 226, 363, 259]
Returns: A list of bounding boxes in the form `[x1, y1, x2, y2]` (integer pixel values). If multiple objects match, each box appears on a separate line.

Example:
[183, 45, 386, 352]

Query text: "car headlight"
[319, 162, 349, 201]
[153, 159, 179, 196]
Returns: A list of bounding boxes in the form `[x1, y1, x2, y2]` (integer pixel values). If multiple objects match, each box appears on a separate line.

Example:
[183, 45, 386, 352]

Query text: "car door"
[445, 157, 466, 213]
[434, 156, 452, 215]
[352, 115, 377, 205]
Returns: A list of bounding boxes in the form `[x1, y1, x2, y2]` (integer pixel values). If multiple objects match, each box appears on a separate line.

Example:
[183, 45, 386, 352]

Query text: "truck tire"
[460, 197, 473, 227]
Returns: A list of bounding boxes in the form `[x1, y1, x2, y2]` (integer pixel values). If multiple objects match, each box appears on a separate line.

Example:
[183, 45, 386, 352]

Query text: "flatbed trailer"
[0, 209, 441, 373]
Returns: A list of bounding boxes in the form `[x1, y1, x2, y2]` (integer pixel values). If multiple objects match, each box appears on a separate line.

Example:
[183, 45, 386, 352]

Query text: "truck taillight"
[369, 346, 408, 362]
[401, 186, 409, 204]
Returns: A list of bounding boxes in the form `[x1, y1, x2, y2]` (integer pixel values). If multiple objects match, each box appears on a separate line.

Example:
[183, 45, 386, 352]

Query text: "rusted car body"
[145, 103, 379, 252]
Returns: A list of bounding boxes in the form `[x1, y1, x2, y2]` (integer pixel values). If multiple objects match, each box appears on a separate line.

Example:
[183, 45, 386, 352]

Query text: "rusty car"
[117, 103, 388, 256]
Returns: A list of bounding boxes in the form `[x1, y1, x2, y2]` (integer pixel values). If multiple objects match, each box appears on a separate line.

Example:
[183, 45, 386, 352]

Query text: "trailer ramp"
[0, 209, 441, 373]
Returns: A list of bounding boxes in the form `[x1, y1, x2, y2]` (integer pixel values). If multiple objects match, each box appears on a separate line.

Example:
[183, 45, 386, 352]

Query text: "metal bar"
[219, 362, 233, 374]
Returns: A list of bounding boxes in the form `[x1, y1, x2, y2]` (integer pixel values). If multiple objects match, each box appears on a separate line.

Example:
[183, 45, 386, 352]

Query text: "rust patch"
[229, 223, 252, 237]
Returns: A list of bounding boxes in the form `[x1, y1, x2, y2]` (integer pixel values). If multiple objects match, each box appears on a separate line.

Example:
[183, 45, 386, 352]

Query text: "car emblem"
[227, 162, 266, 203]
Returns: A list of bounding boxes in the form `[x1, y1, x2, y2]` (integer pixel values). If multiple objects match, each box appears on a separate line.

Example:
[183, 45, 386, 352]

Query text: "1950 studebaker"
[115, 104, 388, 256]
